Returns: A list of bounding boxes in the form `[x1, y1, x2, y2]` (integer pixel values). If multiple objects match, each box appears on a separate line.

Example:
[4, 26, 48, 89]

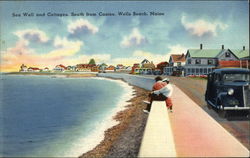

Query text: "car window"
[223, 73, 250, 82]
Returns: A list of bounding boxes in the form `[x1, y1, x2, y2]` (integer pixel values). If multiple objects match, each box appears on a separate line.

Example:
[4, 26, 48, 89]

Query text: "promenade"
[168, 85, 249, 157]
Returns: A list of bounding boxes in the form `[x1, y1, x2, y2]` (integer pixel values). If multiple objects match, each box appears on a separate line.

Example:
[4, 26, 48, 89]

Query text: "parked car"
[205, 68, 250, 117]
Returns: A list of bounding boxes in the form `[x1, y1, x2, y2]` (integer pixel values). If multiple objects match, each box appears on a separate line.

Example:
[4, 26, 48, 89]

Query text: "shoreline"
[79, 78, 150, 158]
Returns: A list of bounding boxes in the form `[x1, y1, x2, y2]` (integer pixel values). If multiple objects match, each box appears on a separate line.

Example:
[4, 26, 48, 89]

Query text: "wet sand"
[80, 84, 150, 158]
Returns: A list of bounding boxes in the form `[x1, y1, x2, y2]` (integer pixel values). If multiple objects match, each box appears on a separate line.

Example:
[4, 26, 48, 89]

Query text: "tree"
[88, 58, 96, 65]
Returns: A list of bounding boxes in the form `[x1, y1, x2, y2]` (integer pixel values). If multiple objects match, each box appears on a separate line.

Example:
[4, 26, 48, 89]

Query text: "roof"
[171, 54, 185, 62]
[157, 61, 169, 66]
[141, 59, 150, 64]
[230, 49, 249, 59]
[187, 49, 222, 58]
[57, 64, 67, 69]
[187, 49, 249, 59]
[28, 67, 40, 70]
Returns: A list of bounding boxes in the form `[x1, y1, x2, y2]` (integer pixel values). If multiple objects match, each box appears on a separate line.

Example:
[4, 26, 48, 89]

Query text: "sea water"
[0, 75, 134, 157]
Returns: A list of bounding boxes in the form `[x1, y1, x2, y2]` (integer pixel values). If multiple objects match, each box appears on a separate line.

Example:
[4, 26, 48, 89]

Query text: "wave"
[62, 77, 135, 157]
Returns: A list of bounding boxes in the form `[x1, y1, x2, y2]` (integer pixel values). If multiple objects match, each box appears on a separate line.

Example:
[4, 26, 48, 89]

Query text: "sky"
[0, 0, 249, 72]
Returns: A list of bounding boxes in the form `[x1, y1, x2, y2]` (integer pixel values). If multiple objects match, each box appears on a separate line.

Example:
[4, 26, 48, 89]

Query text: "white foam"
[62, 77, 135, 157]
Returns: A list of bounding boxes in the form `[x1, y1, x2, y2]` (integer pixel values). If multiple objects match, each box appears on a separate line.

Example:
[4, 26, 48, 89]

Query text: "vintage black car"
[205, 68, 250, 117]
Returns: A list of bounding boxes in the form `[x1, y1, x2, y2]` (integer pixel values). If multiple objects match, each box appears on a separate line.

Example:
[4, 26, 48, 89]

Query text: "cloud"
[14, 29, 49, 44]
[107, 50, 169, 66]
[1, 36, 84, 72]
[120, 28, 147, 47]
[68, 19, 99, 36]
[168, 44, 187, 55]
[181, 15, 228, 37]
[42, 36, 83, 58]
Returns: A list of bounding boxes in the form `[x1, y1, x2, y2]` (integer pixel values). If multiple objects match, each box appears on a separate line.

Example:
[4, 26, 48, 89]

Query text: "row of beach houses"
[20, 44, 249, 76]
[20, 63, 132, 73]
[131, 44, 249, 76]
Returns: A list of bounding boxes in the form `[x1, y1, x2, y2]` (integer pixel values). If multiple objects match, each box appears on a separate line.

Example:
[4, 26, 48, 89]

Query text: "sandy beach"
[80, 83, 150, 158]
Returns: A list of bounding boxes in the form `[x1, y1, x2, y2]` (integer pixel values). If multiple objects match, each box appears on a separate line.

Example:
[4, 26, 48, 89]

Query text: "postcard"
[0, 0, 249, 157]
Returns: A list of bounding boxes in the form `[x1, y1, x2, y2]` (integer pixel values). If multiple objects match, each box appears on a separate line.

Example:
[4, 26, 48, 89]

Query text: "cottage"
[28, 67, 40, 72]
[105, 65, 116, 72]
[131, 59, 155, 75]
[76, 64, 91, 72]
[43, 67, 49, 72]
[53, 64, 67, 72]
[164, 54, 185, 76]
[19, 64, 28, 72]
[131, 63, 140, 74]
[156, 62, 169, 75]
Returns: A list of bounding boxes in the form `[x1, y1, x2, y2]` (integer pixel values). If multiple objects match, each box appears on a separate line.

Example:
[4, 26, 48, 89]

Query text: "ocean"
[0, 75, 134, 157]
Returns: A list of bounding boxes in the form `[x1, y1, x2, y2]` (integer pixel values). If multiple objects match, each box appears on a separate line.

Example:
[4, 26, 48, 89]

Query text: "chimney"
[243, 46, 245, 50]
[222, 45, 224, 49]
[200, 44, 203, 50]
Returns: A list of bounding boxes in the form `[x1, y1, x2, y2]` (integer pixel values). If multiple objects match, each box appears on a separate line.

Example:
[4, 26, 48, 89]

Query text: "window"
[195, 59, 201, 64]
[196, 68, 199, 74]
[177, 62, 181, 66]
[225, 52, 231, 57]
[188, 59, 191, 64]
[208, 59, 213, 65]
[192, 68, 195, 73]
[200, 68, 203, 74]
[204, 68, 207, 74]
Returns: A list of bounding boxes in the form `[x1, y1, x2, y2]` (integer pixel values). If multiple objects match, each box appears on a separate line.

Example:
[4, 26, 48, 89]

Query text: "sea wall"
[97, 73, 154, 90]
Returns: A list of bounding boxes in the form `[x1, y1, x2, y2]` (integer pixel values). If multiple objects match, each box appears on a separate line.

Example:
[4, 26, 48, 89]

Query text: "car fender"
[216, 92, 228, 108]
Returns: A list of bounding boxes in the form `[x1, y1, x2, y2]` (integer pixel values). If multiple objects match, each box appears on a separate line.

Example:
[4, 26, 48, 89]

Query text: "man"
[143, 77, 173, 113]
[153, 78, 173, 112]
[143, 76, 167, 113]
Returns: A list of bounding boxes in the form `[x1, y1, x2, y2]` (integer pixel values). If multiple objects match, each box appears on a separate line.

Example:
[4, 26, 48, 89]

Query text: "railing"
[138, 101, 176, 157]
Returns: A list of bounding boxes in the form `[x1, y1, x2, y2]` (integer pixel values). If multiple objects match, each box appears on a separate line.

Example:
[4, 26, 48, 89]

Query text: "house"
[184, 44, 249, 76]
[19, 64, 28, 72]
[54, 64, 67, 72]
[76, 64, 98, 72]
[105, 65, 116, 72]
[43, 67, 49, 72]
[91, 66, 99, 72]
[76, 64, 91, 72]
[116, 64, 126, 71]
[131, 63, 140, 74]
[220, 46, 250, 69]
[137, 59, 155, 75]
[164, 54, 185, 76]
[156, 62, 169, 75]
[131, 59, 155, 75]
[28, 67, 40, 72]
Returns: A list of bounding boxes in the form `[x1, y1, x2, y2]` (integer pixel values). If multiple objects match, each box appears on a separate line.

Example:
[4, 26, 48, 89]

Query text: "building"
[43, 67, 49, 72]
[131, 59, 156, 75]
[164, 54, 185, 76]
[131, 63, 140, 74]
[19, 64, 28, 72]
[28, 67, 40, 72]
[184, 44, 249, 76]
[54, 64, 67, 72]
[156, 61, 169, 75]
[105, 65, 116, 72]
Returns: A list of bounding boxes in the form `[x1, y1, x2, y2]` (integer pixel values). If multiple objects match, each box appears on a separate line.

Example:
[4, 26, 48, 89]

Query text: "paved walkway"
[169, 85, 249, 157]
